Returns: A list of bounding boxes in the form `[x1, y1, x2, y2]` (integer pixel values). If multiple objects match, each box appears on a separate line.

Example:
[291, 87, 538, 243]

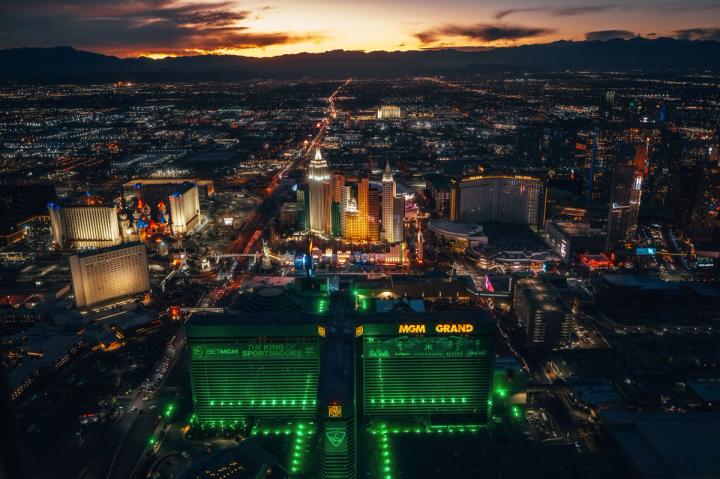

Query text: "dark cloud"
[494, 1, 720, 20]
[416, 23, 554, 44]
[0, 0, 321, 55]
[494, 4, 623, 20]
[674, 27, 720, 41]
[585, 30, 636, 41]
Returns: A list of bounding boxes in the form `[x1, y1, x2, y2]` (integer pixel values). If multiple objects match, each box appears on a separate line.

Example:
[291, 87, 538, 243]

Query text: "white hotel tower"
[382, 160, 401, 243]
[308, 149, 331, 234]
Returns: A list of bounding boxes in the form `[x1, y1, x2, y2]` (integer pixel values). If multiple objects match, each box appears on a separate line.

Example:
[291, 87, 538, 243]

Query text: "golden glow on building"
[450, 174, 546, 227]
[168, 185, 201, 235]
[70, 243, 150, 308]
[49, 205, 121, 250]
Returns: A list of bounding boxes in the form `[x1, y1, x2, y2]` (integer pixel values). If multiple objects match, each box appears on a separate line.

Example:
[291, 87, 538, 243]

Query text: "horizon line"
[0, 36, 704, 60]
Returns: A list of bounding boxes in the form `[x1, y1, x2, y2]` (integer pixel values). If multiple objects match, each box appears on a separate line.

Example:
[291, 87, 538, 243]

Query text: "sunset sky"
[0, 0, 719, 58]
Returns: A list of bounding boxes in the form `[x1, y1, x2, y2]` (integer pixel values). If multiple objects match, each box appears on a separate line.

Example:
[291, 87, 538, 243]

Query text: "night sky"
[0, 0, 719, 58]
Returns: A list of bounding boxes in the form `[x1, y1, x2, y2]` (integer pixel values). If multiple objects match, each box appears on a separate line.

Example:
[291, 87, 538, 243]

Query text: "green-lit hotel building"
[361, 314, 494, 422]
[186, 307, 496, 478]
[187, 314, 321, 424]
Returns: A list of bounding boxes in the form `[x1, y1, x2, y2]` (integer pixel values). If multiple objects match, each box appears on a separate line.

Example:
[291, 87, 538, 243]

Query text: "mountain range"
[1, 37, 719, 81]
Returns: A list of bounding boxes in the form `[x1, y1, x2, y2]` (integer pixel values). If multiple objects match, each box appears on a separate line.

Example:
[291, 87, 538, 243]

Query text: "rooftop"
[602, 411, 720, 479]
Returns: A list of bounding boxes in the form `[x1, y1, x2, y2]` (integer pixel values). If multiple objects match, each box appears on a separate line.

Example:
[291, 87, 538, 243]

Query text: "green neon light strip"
[248, 422, 316, 477]
[369, 424, 486, 435]
[378, 424, 393, 479]
[289, 422, 313, 476]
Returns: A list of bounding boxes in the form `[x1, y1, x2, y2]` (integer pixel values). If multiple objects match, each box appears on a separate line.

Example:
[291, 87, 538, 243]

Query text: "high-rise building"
[49, 202, 122, 250]
[331, 173, 345, 203]
[513, 277, 573, 349]
[367, 189, 380, 242]
[357, 178, 369, 240]
[335, 178, 375, 242]
[183, 306, 498, 479]
[122, 180, 206, 236]
[69, 242, 150, 308]
[168, 184, 201, 235]
[340, 185, 352, 239]
[344, 198, 365, 242]
[382, 161, 399, 242]
[450, 175, 547, 227]
[187, 313, 321, 424]
[578, 129, 615, 204]
[330, 173, 346, 237]
[361, 313, 495, 422]
[376, 105, 402, 119]
[309, 149, 331, 234]
[607, 144, 645, 247]
[392, 196, 405, 243]
[544, 220, 607, 263]
[296, 188, 310, 231]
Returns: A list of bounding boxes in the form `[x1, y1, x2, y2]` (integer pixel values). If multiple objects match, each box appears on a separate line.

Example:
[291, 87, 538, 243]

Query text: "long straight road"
[227, 78, 351, 258]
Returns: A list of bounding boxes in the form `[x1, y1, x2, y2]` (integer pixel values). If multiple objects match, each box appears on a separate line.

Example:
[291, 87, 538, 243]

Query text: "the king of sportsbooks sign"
[192, 343, 317, 360]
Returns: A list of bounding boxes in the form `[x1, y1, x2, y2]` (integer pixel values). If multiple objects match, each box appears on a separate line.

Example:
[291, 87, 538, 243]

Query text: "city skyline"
[0, 0, 719, 58]
[1, 2, 720, 475]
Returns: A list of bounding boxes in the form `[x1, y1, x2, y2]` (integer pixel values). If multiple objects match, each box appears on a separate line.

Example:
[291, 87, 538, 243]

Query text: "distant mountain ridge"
[1, 38, 719, 80]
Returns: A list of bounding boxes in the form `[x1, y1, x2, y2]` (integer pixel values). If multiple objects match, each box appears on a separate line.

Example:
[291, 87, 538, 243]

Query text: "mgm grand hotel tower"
[186, 308, 495, 479]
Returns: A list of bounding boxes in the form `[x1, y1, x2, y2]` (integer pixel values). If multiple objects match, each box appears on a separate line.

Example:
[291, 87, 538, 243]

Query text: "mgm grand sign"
[397, 323, 474, 335]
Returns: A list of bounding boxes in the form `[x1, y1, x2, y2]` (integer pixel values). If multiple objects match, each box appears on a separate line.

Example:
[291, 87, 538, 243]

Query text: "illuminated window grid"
[190, 349, 320, 422]
[363, 355, 492, 418]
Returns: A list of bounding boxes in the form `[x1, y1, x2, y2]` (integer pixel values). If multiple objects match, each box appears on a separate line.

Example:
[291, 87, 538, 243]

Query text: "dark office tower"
[360, 313, 495, 423]
[673, 144, 719, 241]
[330, 173, 345, 238]
[450, 175, 547, 228]
[513, 278, 573, 349]
[297, 188, 310, 231]
[331, 201, 341, 238]
[187, 313, 321, 424]
[607, 144, 645, 248]
[579, 129, 615, 204]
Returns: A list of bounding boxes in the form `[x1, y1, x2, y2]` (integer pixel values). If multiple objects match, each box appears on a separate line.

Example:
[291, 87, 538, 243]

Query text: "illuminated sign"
[398, 324, 426, 334]
[398, 323, 474, 334]
[318, 325, 327, 337]
[192, 343, 315, 360]
[325, 426, 347, 453]
[192, 346, 240, 358]
[636, 247, 657, 256]
[328, 404, 342, 417]
[435, 323, 474, 334]
[355, 325, 364, 337]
